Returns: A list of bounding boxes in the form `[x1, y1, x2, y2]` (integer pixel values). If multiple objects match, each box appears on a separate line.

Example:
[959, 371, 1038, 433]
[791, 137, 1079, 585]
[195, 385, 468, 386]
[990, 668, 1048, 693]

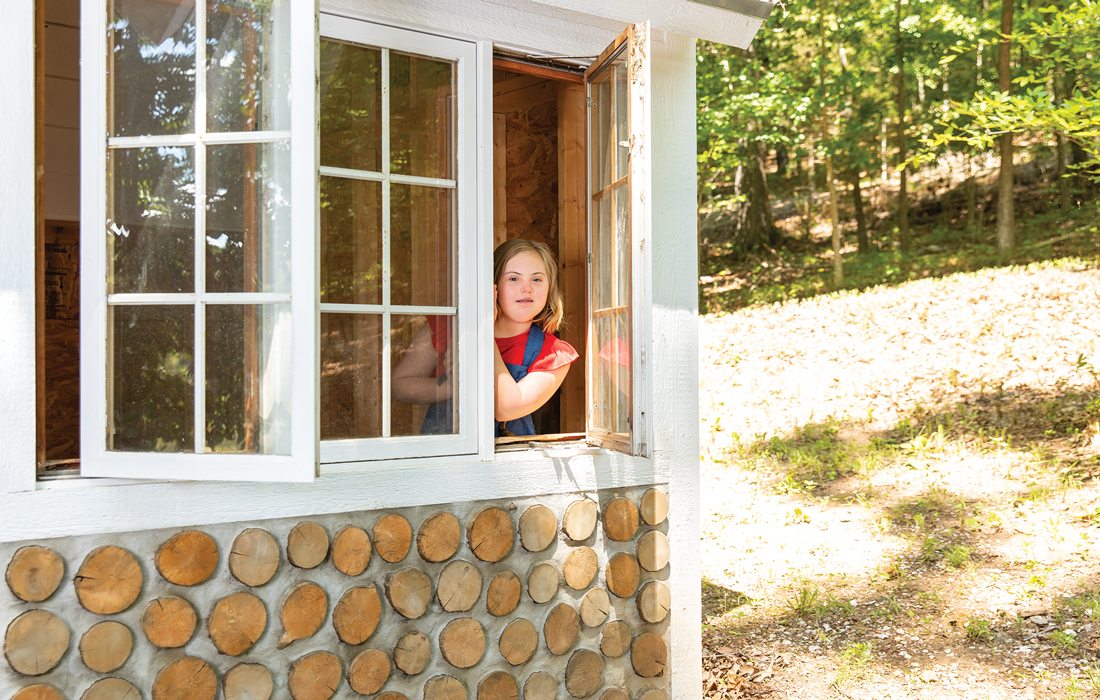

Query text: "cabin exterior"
[0, 1, 771, 697]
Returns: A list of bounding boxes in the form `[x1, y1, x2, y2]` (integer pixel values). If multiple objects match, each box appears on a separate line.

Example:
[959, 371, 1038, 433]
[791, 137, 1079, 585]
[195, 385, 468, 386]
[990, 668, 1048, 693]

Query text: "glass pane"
[206, 142, 292, 293]
[108, 147, 195, 294]
[594, 194, 612, 310]
[614, 183, 631, 307]
[391, 184, 455, 307]
[109, 0, 197, 136]
[320, 39, 382, 172]
[110, 305, 194, 452]
[320, 177, 383, 305]
[206, 304, 291, 454]
[589, 69, 612, 192]
[391, 315, 456, 437]
[390, 52, 455, 179]
[614, 62, 629, 181]
[206, 0, 290, 132]
[320, 313, 382, 440]
[593, 310, 630, 436]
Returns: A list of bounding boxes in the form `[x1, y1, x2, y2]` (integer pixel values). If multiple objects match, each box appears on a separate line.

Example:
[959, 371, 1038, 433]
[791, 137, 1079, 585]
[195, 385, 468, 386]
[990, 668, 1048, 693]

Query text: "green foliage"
[965, 617, 993, 641]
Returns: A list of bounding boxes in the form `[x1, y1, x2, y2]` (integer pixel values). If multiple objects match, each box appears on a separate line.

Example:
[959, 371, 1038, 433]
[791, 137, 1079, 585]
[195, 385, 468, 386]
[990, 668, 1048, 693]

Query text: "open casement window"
[317, 17, 477, 463]
[80, 0, 317, 481]
[585, 23, 652, 457]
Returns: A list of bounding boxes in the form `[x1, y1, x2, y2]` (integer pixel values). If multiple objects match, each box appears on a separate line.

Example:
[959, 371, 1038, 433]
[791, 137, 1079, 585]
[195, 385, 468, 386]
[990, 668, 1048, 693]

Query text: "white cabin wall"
[649, 31, 704, 700]
[0, 0, 38, 495]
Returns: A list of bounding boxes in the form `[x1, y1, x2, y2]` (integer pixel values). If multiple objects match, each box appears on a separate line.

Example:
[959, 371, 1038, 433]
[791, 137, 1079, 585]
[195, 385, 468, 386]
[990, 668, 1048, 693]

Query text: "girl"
[392, 239, 577, 436]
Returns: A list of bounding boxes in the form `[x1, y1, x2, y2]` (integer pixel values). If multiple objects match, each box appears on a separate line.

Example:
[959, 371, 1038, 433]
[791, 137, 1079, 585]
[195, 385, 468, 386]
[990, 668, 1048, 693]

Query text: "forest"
[697, 1, 1100, 696]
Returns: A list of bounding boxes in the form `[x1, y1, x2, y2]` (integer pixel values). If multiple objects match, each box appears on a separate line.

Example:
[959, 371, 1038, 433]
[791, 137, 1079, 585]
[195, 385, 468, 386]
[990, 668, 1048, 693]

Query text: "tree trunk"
[735, 139, 778, 250]
[895, 0, 910, 250]
[850, 168, 869, 253]
[996, 0, 1015, 257]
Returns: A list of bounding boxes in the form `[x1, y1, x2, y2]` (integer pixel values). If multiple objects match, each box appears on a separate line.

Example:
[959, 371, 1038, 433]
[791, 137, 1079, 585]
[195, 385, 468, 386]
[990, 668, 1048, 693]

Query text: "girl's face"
[496, 250, 549, 326]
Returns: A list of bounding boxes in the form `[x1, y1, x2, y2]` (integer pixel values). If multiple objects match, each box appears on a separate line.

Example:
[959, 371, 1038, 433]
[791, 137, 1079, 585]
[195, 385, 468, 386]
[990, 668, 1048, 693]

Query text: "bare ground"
[699, 259, 1100, 699]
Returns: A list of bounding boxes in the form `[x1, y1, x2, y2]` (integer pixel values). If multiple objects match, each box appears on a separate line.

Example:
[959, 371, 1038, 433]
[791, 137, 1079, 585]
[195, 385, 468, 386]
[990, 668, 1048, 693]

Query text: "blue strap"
[497, 325, 545, 437]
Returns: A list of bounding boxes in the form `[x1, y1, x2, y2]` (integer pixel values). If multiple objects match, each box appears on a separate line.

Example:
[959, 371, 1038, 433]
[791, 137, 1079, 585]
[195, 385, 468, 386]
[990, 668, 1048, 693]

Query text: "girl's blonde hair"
[494, 238, 565, 335]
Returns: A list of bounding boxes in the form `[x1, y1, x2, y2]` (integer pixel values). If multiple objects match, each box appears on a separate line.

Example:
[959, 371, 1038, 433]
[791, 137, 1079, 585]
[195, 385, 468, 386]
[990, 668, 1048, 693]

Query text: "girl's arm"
[393, 325, 453, 403]
[493, 343, 570, 422]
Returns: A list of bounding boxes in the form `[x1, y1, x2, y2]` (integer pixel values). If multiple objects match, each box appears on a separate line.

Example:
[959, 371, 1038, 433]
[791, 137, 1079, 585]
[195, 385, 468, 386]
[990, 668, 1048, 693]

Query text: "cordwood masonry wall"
[2, 486, 671, 699]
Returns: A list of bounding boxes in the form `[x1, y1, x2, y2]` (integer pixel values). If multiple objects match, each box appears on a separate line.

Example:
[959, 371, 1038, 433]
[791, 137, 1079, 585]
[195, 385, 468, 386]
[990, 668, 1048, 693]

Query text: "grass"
[833, 641, 874, 686]
[965, 618, 993, 641]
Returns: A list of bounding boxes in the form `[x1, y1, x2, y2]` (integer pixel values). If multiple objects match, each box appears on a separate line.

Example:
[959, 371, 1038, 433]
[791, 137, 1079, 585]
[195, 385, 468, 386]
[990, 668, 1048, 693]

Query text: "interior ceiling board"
[521, 0, 771, 48]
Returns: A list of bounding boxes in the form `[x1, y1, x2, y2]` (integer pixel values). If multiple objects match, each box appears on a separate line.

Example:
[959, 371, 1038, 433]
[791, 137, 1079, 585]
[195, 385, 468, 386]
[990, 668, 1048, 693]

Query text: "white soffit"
[522, 0, 773, 49]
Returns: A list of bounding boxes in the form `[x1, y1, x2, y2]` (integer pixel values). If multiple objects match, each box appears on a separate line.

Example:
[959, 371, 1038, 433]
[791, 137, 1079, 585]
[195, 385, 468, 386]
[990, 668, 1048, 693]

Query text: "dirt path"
[699, 259, 1100, 698]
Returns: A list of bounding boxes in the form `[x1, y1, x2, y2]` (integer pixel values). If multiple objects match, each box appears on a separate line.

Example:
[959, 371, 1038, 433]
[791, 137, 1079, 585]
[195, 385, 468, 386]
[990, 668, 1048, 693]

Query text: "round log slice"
[486, 571, 522, 617]
[579, 587, 611, 628]
[636, 581, 671, 624]
[74, 546, 142, 614]
[477, 671, 519, 700]
[287, 522, 329, 569]
[636, 689, 669, 700]
[523, 672, 557, 700]
[636, 530, 669, 572]
[289, 651, 343, 700]
[602, 497, 639, 542]
[6, 546, 64, 603]
[498, 618, 537, 666]
[155, 530, 218, 586]
[79, 620, 132, 673]
[600, 621, 631, 658]
[423, 675, 466, 700]
[4, 609, 69, 676]
[385, 568, 431, 620]
[467, 507, 514, 563]
[605, 553, 640, 599]
[439, 618, 485, 669]
[348, 648, 391, 695]
[209, 591, 267, 656]
[394, 631, 431, 675]
[527, 562, 559, 604]
[564, 649, 604, 698]
[333, 585, 382, 645]
[13, 684, 63, 700]
[639, 489, 669, 526]
[374, 514, 413, 563]
[377, 694, 409, 700]
[437, 559, 483, 612]
[224, 663, 274, 700]
[278, 581, 328, 649]
[599, 689, 628, 700]
[630, 632, 668, 678]
[153, 656, 216, 700]
[561, 499, 598, 542]
[543, 602, 579, 656]
[563, 546, 598, 590]
[331, 526, 372, 576]
[417, 512, 461, 563]
[80, 678, 140, 700]
[518, 505, 557, 553]
[229, 528, 281, 587]
[142, 595, 198, 649]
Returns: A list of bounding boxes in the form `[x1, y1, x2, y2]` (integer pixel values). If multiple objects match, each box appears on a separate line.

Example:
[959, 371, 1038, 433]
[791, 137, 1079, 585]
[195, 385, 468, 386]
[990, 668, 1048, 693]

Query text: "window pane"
[614, 63, 629, 181]
[108, 147, 195, 294]
[589, 69, 612, 192]
[111, 305, 195, 452]
[206, 304, 291, 454]
[109, 0, 197, 136]
[320, 177, 383, 305]
[594, 193, 612, 309]
[206, 0, 290, 132]
[320, 39, 382, 172]
[206, 142, 292, 293]
[594, 310, 630, 437]
[390, 52, 455, 179]
[614, 184, 631, 306]
[391, 184, 455, 307]
[391, 315, 457, 437]
[320, 314, 382, 440]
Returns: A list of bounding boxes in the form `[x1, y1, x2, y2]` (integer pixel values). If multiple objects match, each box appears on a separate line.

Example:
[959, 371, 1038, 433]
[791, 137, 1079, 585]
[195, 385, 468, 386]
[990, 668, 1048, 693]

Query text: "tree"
[996, 0, 1015, 255]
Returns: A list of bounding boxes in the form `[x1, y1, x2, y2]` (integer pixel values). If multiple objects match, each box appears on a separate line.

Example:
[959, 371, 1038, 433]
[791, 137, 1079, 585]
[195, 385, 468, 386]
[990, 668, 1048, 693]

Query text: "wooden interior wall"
[43, 221, 80, 464]
[42, 0, 79, 223]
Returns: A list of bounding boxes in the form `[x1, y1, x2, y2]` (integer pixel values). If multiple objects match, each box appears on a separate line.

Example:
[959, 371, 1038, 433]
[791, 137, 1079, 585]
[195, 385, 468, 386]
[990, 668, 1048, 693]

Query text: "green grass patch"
[965, 618, 993, 641]
[834, 641, 874, 686]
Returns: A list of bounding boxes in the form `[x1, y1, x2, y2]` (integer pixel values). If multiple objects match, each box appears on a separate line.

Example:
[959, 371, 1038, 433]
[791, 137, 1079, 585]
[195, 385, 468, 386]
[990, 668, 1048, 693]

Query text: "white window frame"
[79, 0, 319, 482]
[316, 15, 480, 464]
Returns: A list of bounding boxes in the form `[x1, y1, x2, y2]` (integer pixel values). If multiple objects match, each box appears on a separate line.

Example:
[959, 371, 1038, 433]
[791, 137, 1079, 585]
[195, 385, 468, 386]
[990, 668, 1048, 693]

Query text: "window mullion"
[193, 0, 209, 455]
[381, 47, 392, 439]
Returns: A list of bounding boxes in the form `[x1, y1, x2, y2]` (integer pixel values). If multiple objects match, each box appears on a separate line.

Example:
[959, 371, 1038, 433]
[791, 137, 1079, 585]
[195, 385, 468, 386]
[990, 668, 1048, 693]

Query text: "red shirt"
[427, 317, 578, 375]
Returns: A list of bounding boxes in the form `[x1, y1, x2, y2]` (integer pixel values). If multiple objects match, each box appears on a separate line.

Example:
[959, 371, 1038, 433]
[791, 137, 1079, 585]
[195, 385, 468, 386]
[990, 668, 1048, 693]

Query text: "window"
[80, 0, 317, 481]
